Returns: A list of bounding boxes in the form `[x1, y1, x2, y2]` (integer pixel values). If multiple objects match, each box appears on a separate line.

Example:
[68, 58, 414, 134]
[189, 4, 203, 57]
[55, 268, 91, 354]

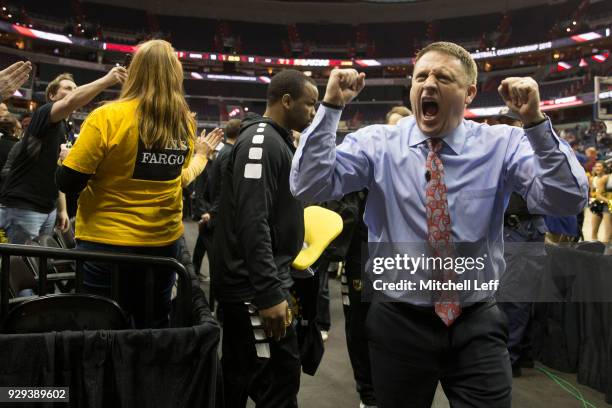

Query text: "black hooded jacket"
[212, 113, 304, 309]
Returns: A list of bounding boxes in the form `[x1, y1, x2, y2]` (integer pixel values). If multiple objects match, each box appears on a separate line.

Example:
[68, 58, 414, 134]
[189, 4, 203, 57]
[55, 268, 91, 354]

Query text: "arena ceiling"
[84, 0, 567, 24]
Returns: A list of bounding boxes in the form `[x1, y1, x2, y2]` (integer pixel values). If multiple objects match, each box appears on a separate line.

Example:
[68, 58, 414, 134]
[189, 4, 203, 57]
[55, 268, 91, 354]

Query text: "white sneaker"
[359, 402, 377, 408]
[320, 330, 329, 342]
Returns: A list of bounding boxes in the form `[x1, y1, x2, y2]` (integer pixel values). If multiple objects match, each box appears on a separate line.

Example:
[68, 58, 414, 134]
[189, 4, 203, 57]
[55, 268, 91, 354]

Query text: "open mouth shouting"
[421, 97, 439, 123]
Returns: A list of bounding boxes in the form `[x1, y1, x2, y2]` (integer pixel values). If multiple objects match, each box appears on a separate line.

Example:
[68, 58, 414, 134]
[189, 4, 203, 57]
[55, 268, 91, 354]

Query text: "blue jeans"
[77, 239, 182, 329]
[0, 206, 56, 244]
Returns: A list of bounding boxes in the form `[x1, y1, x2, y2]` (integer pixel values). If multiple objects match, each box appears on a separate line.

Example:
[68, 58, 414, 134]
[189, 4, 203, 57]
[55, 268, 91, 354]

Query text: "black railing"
[0, 244, 192, 328]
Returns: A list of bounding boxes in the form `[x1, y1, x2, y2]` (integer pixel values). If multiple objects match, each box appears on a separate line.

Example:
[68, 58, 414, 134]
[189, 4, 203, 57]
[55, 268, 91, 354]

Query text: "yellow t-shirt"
[63, 99, 201, 246]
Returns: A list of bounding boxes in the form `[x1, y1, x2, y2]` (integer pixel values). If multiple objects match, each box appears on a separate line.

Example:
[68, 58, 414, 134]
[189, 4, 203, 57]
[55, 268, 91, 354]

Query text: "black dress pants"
[343, 257, 376, 405]
[315, 257, 331, 331]
[193, 226, 214, 277]
[366, 300, 512, 408]
[221, 301, 301, 408]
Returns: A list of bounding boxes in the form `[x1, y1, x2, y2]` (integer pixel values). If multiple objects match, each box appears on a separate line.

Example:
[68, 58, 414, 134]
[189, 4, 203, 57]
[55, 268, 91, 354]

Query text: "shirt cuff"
[524, 118, 559, 152]
[321, 101, 344, 110]
[314, 104, 343, 131]
[254, 287, 287, 310]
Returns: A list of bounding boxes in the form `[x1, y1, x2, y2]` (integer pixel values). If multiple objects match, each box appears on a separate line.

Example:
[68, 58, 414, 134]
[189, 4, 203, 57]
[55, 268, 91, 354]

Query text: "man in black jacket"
[213, 69, 317, 408]
[192, 119, 240, 286]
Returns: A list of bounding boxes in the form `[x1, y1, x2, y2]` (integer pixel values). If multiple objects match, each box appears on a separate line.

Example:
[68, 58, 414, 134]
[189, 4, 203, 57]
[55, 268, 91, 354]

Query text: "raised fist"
[323, 68, 366, 108]
[498, 77, 545, 125]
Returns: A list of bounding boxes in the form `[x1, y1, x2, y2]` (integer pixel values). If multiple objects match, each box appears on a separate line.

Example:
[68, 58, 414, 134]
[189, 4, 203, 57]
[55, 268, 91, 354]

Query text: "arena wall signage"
[464, 96, 587, 118]
[3, 20, 609, 69]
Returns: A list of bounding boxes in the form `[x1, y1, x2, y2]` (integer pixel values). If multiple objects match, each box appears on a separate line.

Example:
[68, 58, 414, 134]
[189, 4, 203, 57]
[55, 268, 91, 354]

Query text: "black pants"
[498, 228, 545, 365]
[315, 258, 331, 331]
[498, 302, 532, 365]
[366, 300, 512, 408]
[193, 226, 214, 278]
[343, 258, 376, 405]
[221, 301, 301, 408]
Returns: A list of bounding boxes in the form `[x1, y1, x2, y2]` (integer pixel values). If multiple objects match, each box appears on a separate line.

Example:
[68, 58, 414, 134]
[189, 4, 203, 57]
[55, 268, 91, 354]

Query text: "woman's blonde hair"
[119, 40, 194, 149]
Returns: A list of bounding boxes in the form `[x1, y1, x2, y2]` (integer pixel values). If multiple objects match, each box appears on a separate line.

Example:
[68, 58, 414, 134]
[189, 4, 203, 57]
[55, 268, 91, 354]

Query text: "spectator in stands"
[0, 68, 125, 244]
[291, 41, 587, 408]
[586, 121, 610, 148]
[596, 127, 612, 149]
[0, 103, 8, 118]
[0, 114, 20, 170]
[0, 61, 31, 102]
[385, 105, 412, 125]
[585, 147, 598, 173]
[588, 161, 609, 241]
[561, 129, 577, 146]
[57, 39, 222, 328]
[20, 112, 31, 136]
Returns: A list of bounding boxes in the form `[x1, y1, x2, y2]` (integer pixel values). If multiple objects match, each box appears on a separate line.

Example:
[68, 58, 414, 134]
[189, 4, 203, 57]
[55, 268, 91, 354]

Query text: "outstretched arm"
[290, 69, 373, 202]
[49, 66, 127, 123]
[500, 77, 588, 215]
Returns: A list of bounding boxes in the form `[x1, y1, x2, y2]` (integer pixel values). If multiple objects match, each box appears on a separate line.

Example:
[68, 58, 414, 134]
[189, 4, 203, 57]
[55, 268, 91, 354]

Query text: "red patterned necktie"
[425, 138, 461, 326]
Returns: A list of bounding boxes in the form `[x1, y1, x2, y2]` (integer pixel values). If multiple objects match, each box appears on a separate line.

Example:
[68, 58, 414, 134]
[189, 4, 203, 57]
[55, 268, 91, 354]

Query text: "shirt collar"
[407, 120, 467, 155]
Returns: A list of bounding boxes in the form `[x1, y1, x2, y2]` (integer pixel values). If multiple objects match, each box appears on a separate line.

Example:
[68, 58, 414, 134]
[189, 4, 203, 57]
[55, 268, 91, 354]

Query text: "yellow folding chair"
[292, 205, 344, 276]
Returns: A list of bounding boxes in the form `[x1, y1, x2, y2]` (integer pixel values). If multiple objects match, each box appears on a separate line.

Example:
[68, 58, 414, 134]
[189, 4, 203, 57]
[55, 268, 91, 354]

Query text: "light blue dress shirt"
[290, 105, 588, 305]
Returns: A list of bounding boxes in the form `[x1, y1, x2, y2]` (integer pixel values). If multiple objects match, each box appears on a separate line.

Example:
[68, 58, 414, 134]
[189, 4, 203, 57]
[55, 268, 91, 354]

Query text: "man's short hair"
[415, 42, 478, 85]
[225, 118, 241, 140]
[45, 73, 74, 102]
[266, 69, 316, 105]
[385, 106, 412, 123]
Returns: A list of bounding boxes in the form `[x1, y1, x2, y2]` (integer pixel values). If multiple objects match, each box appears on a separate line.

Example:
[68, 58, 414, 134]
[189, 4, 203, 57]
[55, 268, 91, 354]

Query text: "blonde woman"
[57, 40, 222, 328]
[588, 162, 608, 241]
[593, 168, 612, 244]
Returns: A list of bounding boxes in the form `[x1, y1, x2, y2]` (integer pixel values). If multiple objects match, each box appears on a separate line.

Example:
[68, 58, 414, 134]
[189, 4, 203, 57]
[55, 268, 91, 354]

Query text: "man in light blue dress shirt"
[290, 42, 588, 407]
